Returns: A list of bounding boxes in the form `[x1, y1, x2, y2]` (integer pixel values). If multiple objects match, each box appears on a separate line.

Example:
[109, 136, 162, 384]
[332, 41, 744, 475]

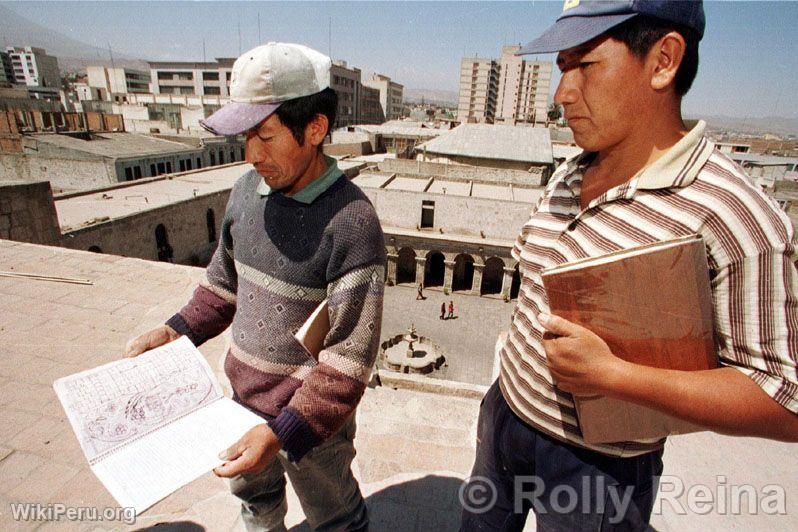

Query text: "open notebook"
[53, 336, 264, 514]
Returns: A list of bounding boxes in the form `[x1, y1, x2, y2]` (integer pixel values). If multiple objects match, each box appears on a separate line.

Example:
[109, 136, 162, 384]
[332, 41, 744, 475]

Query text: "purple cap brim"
[518, 13, 637, 55]
[199, 101, 281, 136]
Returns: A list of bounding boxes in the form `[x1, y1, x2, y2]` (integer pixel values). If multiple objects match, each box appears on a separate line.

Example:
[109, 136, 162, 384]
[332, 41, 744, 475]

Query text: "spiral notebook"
[53, 336, 264, 514]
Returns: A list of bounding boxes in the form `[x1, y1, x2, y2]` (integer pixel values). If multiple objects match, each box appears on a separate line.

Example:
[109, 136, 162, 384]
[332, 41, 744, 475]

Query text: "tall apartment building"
[331, 60, 361, 128]
[148, 58, 235, 97]
[0, 51, 14, 87]
[495, 45, 552, 125]
[360, 85, 385, 124]
[363, 74, 404, 121]
[86, 66, 151, 102]
[4, 46, 61, 100]
[457, 57, 500, 124]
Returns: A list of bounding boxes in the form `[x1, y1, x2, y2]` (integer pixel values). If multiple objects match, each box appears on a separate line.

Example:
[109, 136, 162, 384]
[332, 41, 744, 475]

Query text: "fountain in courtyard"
[381, 324, 445, 375]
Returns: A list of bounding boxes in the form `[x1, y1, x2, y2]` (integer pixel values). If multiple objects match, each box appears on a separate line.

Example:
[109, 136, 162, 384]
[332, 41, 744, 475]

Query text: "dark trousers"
[460, 380, 664, 532]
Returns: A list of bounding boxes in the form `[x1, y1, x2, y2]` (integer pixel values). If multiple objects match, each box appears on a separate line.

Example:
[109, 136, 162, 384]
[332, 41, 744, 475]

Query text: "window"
[150, 163, 156, 176]
[421, 200, 435, 228]
[202, 71, 219, 81]
[219, 151, 224, 164]
[210, 152, 216, 165]
[179, 160, 186, 172]
[157, 162, 165, 174]
[196, 157, 202, 169]
[155, 224, 173, 262]
[207, 208, 216, 243]
[166, 161, 172, 173]
[204, 86, 221, 95]
[134, 166, 142, 179]
[124, 167, 133, 181]
[186, 159, 192, 171]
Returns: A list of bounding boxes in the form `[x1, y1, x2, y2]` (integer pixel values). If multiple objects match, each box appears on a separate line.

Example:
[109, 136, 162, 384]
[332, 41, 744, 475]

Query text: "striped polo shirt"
[500, 120, 798, 457]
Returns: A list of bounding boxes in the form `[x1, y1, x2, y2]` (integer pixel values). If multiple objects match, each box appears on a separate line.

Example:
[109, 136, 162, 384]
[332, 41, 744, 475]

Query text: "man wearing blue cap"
[461, 1, 798, 530]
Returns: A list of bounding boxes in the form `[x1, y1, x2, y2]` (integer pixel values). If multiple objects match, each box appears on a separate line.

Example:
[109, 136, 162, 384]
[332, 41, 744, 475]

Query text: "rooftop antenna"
[107, 42, 115, 70]
[238, 17, 242, 55]
[202, 39, 206, 63]
[258, 12, 262, 44]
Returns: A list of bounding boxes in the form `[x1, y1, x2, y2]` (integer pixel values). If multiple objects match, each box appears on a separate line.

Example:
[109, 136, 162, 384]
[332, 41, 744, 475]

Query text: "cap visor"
[199, 101, 281, 136]
[518, 13, 637, 54]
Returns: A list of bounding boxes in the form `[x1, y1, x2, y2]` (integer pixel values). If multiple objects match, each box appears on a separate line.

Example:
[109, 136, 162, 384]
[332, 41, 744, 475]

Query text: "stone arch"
[397, 247, 416, 285]
[452, 253, 475, 292]
[510, 263, 521, 299]
[424, 250, 445, 287]
[481, 257, 504, 295]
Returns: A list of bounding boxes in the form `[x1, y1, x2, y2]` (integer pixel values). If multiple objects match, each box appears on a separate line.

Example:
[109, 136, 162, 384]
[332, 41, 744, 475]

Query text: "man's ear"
[305, 114, 329, 148]
[649, 31, 685, 92]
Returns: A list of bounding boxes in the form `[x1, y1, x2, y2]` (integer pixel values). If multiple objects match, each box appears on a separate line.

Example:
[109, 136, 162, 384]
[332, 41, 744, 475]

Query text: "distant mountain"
[0, 4, 148, 74]
[692, 114, 798, 138]
[404, 88, 459, 107]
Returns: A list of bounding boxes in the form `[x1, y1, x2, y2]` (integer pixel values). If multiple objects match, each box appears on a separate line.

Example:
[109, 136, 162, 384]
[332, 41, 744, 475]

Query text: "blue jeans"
[460, 380, 664, 532]
[230, 415, 368, 531]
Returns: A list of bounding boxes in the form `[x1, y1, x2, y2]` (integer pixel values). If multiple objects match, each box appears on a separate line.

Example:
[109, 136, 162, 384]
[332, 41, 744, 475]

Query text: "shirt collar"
[558, 119, 715, 193]
[256, 155, 344, 203]
[634, 120, 715, 190]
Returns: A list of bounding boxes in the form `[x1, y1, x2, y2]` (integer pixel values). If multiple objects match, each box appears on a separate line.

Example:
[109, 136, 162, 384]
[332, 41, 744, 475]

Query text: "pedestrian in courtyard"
[447, 301, 454, 319]
[416, 282, 425, 300]
[124, 42, 385, 532]
[440, 302, 446, 320]
[462, 2, 798, 531]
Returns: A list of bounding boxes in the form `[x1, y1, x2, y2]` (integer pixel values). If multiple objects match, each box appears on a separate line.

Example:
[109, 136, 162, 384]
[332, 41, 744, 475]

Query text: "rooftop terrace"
[0, 240, 795, 531]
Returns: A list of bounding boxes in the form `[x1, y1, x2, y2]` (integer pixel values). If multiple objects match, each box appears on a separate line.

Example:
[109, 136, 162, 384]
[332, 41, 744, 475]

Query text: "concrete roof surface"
[30, 132, 201, 159]
[0, 240, 795, 531]
[419, 124, 553, 165]
[55, 163, 249, 231]
[356, 124, 446, 138]
[729, 152, 798, 165]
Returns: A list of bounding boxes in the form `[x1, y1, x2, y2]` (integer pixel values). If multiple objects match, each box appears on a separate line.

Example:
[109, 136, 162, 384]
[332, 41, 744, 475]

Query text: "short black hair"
[605, 14, 700, 97]
[274, 87, 337, 148]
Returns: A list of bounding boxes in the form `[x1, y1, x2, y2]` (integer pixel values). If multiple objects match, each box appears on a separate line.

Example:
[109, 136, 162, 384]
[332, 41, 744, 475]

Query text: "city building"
[363, 73, 404, 120]
[0, 51, 14, 88]
[330, 60, 361, 128]
[148, 58, 235, 97]
[354, 122, 445, 156]
[417, 123, 553, 176]
[351, 157, 545, 300]
[4, 46, 61, 101]
[729, 152, 798, 189]
[457, 58, 499, 124]
[495, 45, 552, 125]
[360, 85, 385, 124]
[86, 66, 151, 103]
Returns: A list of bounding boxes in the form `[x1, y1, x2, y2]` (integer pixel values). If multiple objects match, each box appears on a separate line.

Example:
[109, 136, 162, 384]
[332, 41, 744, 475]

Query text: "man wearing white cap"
[125, 42, 385, 531]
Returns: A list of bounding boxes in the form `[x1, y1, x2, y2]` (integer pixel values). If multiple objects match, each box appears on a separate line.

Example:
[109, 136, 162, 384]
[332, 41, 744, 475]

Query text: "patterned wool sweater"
[167, 169, 386, 462]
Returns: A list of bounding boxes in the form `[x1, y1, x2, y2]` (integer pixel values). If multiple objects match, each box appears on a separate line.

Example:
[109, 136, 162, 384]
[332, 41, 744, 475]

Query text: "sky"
[3, 1, 797, 119]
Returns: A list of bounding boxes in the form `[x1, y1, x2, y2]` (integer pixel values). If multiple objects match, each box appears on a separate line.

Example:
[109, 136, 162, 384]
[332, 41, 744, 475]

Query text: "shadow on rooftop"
[290, 474, 464, 531]
[136, 521, 206, 531]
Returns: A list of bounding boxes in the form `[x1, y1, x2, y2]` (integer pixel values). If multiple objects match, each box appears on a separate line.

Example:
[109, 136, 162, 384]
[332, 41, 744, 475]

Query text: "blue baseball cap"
[519, 0, 705, 55]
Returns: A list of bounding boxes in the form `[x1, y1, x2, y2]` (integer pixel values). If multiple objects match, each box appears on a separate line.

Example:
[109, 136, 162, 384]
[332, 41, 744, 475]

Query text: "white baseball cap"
[200, 42, 332, 136]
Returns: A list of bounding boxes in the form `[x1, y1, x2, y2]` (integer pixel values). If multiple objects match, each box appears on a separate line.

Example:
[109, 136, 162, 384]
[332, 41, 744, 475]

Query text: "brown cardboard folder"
[541, 234, 717, 443]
